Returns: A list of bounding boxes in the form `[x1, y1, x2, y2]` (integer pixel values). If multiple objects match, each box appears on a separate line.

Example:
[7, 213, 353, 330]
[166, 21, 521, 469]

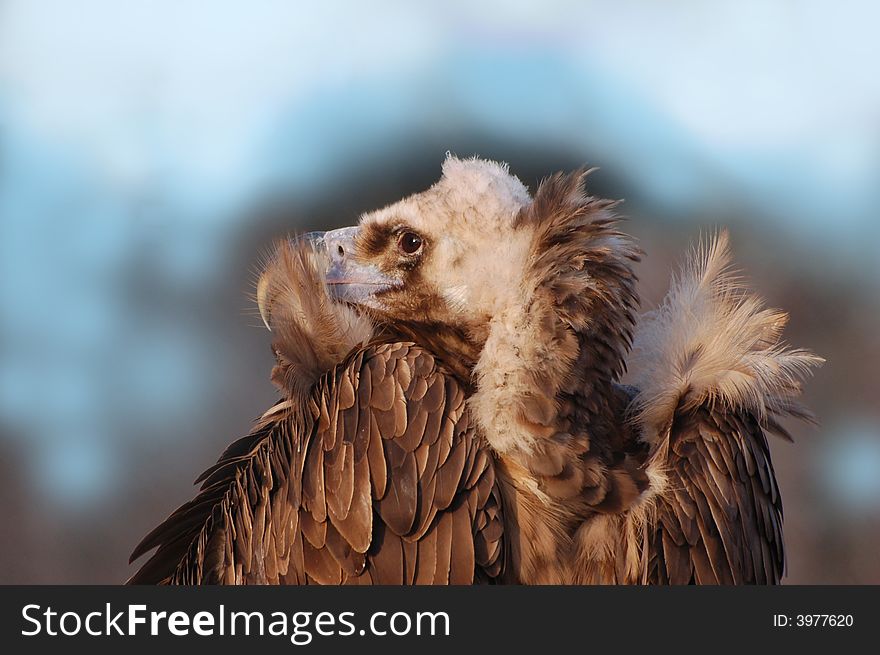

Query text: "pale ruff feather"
[628, 229, 823, 441]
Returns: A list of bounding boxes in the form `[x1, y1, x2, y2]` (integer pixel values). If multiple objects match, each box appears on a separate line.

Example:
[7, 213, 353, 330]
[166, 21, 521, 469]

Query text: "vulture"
[129, 156, 821, 585]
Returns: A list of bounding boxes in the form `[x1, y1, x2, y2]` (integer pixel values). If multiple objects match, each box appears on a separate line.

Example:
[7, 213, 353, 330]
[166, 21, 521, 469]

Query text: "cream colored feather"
[629, 230, 823, 441]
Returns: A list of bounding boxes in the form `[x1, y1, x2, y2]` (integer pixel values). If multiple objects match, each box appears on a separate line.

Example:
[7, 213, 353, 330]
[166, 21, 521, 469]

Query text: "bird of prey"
[129, 156, 821, 585]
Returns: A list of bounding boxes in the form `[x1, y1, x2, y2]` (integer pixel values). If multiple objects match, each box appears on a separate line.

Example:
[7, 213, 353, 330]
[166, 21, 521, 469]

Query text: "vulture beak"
[321, 226, 401, 308]
[257, 227, 400, 331]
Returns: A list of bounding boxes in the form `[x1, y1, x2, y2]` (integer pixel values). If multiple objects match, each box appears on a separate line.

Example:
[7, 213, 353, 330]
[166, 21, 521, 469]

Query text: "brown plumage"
[129, 156, 821, 585]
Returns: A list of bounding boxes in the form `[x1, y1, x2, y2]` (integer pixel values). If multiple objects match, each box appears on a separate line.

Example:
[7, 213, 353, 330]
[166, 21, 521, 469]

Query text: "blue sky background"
[0, 0, 878, 582]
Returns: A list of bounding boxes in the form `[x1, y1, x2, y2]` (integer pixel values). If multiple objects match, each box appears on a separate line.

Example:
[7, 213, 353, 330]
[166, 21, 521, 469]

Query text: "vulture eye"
[397, 231, 423, 255]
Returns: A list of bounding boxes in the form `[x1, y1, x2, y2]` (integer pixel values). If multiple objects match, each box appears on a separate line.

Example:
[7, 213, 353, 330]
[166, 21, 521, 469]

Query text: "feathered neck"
[469, 171, 641, 457]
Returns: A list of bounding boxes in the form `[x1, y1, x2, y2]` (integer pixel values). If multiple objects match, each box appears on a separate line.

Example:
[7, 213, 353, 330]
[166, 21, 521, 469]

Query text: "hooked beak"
[321, 226, 401, 306]
[257, 226, 400, 331]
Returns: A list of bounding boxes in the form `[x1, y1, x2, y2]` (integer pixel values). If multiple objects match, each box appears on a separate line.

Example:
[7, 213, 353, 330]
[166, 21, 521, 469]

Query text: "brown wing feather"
[128, 342, 505, 585]
[645, 405, 785, 585]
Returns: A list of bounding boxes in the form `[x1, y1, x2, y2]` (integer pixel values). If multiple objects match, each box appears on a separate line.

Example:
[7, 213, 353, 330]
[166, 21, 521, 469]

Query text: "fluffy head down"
[354, 154, 534, 333]
[388, 155, 532, 232]
[628, 230, 823, 439]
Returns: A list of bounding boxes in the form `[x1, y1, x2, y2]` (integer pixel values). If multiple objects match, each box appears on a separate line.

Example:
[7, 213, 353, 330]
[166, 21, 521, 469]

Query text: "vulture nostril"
[337, 244, 345, 258]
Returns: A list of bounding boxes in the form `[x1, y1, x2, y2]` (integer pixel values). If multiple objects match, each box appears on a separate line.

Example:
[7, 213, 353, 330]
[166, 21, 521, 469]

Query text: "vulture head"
[312, 157, 534, 336]
[258, 155, 640, 454]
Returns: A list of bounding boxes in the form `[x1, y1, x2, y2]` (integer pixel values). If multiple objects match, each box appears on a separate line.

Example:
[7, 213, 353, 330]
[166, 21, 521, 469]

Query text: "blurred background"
[1, 0, 878, 583]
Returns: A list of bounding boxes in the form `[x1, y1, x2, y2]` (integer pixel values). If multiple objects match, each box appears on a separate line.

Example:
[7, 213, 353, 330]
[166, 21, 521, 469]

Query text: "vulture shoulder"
[128, 342, 505, 584]
[626, 231, 822, 585]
